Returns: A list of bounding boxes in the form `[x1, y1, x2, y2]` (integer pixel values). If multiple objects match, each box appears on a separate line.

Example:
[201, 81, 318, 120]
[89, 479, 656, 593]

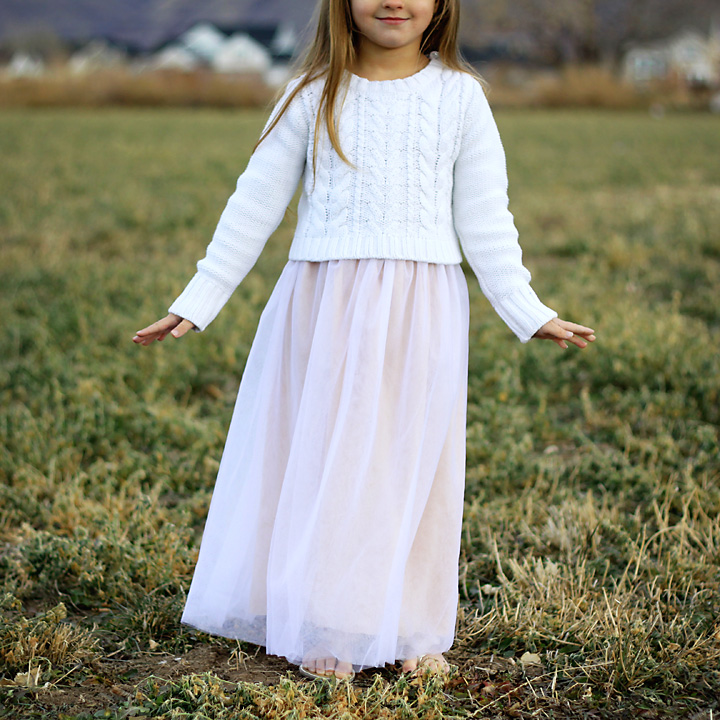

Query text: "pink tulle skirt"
[181, 258, 470, 670]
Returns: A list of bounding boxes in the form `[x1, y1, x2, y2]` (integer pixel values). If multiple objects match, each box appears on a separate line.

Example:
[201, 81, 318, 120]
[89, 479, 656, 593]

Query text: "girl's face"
[350, 0, 437, 56]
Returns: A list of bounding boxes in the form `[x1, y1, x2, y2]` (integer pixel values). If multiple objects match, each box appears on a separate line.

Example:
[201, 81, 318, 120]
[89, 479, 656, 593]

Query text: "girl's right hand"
[132, 313, 196, 346]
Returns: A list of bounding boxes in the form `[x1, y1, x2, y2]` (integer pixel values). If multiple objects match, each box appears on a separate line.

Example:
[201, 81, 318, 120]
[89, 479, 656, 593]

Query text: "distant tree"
[0, 26, 70, 62]
[596, 0, 719, 61]
[459, 0, 718, 65]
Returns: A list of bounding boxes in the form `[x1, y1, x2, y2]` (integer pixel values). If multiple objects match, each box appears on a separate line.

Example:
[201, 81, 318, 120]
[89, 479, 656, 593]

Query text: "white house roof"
[212, 33, 271, 73]
[69, 39, 126, 74]
[7, 53, 45, 77]
[178, 22, 227, 62]
[152, 44, 200, 71]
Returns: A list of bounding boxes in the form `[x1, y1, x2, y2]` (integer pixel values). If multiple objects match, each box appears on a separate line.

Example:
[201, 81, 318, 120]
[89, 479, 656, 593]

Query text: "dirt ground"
[28, 644, 481, 717]
[33, 643, 293, 715]
[5, 639, 703, 719]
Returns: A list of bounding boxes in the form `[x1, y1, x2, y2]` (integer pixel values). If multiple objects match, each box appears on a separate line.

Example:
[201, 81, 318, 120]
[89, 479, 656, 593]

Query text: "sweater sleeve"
[168, 78, 309, 331]
[452, 77, 557, 343]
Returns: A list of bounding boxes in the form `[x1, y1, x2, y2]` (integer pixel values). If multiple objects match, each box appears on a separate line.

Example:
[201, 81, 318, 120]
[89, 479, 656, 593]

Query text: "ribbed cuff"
[168, 272, 234, 332]
[491, 284, 558, 343]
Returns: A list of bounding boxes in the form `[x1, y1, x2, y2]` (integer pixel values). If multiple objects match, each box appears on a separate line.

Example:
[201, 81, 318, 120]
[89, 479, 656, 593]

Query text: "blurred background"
[1, 0, 719, 110]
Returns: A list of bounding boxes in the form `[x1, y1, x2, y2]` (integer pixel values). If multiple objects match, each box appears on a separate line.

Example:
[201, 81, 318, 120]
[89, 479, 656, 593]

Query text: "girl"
[134, 0, 594, 682]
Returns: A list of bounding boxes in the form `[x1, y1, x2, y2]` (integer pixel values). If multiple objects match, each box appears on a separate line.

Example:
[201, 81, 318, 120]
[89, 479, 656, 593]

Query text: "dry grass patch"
[0, 599, 98, 681]
[458, 477, 720, 696]
[0, 68, 272, 108]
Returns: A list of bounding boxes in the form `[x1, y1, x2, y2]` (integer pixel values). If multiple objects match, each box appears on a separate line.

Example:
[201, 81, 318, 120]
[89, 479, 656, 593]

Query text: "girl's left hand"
[533, 318, 596, 349]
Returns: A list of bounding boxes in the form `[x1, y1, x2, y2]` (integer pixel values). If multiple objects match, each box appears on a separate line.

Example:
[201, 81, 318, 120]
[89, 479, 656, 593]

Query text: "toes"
[401, 657, 419, 673]
[302, 656, 354, 680]
[419, 654, 450, 674]
[335, 661, 354, 679]
[321, 657, 342, 677]
[303, 658, 327, 675]
[402, 654, 450, 676]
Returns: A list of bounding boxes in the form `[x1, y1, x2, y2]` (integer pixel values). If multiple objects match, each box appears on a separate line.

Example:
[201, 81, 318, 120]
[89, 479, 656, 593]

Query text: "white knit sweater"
[169, 53, 557, 342]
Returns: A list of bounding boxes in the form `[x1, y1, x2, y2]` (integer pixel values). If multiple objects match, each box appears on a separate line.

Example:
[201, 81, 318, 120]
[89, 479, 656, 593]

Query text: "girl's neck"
[351, 41, 429, 82]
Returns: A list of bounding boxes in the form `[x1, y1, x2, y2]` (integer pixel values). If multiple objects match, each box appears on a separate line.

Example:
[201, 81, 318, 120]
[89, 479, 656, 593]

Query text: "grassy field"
[1, 105, 719, 719]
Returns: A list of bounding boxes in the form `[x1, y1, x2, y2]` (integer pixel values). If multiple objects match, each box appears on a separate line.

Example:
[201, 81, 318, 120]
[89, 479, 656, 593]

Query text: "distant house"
[147, 23, 223, 71]
[69, 39, 127, 73]
[151, 44, 201, 72]
[212, 33, 271, 74]
[6, 52, 45, 77]
[623, 45, 667, 85]
[147, 20, 298, 83]
[236, 22, 299, 86]
[178, 22, 226, 64]
[623, 29, 720, 87]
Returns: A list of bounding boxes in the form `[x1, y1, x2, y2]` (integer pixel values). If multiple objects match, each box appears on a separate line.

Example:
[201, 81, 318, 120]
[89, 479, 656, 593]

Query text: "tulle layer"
[181, 258, 470, 670]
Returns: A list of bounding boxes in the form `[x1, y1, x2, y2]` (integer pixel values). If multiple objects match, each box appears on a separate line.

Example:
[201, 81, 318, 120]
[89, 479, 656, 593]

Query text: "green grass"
[0, 107, 719, 718]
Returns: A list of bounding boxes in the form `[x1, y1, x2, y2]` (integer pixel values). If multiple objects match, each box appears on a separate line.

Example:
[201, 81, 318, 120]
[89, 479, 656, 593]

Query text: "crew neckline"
[348, 52, 441, 88]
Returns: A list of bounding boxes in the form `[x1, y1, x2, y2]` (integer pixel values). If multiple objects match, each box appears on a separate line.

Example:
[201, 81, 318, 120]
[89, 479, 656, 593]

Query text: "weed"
[0, 597, 98, 678]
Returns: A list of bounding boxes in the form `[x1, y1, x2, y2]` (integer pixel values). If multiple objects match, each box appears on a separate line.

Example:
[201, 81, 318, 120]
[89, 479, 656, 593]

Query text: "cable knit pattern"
[169, 53, 557, 342]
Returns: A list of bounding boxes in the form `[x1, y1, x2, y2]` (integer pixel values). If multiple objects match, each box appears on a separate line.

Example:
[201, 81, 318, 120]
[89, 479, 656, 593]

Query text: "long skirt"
[181, 258, 470, 671]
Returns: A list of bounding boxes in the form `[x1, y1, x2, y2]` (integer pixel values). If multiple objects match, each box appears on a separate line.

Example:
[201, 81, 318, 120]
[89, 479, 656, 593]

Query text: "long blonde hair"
[254, 0, 483, 173]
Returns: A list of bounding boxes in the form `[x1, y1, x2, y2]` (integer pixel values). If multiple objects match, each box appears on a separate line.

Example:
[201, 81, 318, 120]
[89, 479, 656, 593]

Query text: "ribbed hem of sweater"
[287, 235, 464, 264]
[168, 272, 233, 332]
[491, 284, 558, 343]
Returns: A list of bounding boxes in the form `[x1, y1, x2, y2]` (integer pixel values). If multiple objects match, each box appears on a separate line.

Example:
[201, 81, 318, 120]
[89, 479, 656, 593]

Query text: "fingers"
[134, 315, 178, 338]
[132, 314, 195, 346]
[569, 334, 594, 349]
[133, 322, 167, 345]
[554, 319, 596, 339]
[534, 318, 596, 350]
[171, 319, 196, 338]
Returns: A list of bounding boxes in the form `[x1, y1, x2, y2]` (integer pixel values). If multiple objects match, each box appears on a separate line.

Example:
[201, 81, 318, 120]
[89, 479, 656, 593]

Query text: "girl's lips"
[378, 17, 408, 25]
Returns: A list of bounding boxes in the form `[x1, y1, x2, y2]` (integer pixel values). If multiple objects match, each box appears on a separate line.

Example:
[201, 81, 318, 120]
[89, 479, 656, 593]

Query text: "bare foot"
[401, 653, 450, 676]
[300, 657, 355, 680]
